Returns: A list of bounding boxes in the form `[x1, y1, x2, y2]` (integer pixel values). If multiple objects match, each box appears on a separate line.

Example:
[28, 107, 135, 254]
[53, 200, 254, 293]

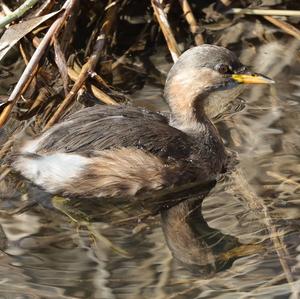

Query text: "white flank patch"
[13, 153, 89, 193]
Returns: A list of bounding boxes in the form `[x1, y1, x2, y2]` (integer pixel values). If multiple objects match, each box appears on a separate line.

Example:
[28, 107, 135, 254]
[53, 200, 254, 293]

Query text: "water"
[0, 32, 300, 299]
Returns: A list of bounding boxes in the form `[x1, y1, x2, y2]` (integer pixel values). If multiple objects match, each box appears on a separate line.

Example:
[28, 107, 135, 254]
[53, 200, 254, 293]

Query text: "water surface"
[0, 26, 300, 299]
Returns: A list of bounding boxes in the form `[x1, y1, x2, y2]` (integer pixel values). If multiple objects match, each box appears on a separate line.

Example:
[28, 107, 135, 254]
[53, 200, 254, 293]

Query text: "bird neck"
[169, 94, 227, 177]
[165, 66, 219, 134]
[169, 95, 216, 137]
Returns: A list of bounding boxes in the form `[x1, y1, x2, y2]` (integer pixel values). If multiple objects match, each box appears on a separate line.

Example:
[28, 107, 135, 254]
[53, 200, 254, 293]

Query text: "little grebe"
[11, 45, 273, 271]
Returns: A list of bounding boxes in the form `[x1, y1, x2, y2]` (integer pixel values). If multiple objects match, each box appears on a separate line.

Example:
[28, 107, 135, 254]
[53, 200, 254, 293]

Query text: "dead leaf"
[0, 10, 60, 62]
[53, 37, 69, 95]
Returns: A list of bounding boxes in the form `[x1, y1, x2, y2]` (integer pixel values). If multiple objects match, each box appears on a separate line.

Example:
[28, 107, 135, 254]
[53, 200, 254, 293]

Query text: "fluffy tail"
[11, 152, 90, 194]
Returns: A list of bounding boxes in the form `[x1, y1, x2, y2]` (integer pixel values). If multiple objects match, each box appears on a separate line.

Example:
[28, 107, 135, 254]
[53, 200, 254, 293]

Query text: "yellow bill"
[232, 73, 275, 84]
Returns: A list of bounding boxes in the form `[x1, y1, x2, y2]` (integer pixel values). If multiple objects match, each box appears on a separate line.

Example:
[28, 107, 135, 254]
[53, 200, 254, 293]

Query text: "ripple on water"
[1, 33, 300, 299]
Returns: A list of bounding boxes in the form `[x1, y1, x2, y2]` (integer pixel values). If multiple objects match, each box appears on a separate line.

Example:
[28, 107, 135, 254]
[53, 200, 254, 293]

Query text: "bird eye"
[216, 64, 231, 74]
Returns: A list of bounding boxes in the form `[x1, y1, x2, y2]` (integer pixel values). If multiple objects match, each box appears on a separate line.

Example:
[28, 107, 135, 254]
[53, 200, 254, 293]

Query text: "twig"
[34, 0, 57, 17]
[0, 0, 78, 128]
[44, 35, 106, 129]
[227, 8, 300, 17]
[26, 87, 51, 117]
[53, 37, 69, 95]
[264, 16, 300, 41]
[67, 67, 118, 105]
[151, 0, 181, 62]
[44, 0, 120, 128]
[0, 0, 40, 29]
[0, 2, 12, 15]
[91, 71, 129, 103]
[178, 0, 204, 45]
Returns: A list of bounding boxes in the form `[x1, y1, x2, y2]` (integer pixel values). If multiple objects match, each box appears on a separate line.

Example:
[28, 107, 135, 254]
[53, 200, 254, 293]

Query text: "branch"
[44, 0, 120, 129]
[0, 0, 78, 128]
[0, 0, 40, 29]
[264, 16, 300, 41]
[151, 0, 181, 62]
[178, 0, 204, 45]
[227, 8, 300, 17]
